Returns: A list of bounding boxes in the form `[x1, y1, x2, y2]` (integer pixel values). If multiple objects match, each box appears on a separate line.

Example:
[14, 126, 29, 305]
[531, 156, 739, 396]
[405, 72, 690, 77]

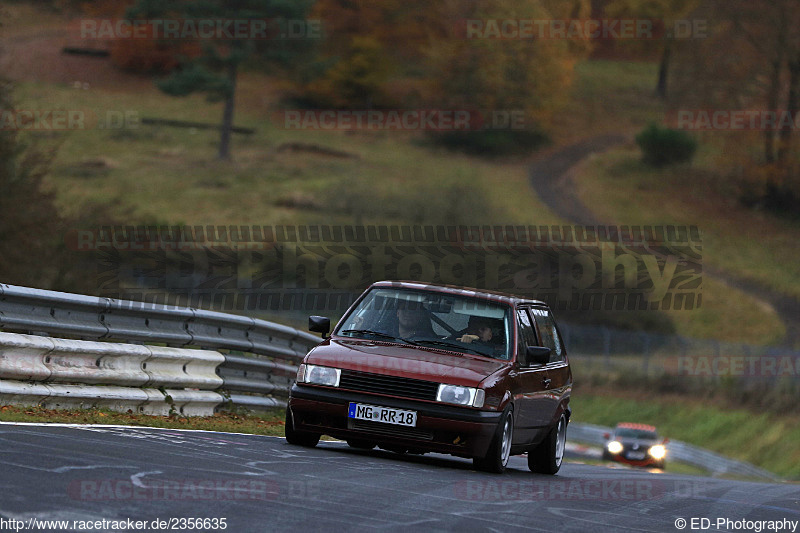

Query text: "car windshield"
[615, 428, 658, 440]
[335, 287, 512, 360]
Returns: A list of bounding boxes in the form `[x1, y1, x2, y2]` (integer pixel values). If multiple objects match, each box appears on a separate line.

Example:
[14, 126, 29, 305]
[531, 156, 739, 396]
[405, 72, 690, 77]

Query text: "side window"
[516, 309, 538, 364]
[530, 308, 565, 363]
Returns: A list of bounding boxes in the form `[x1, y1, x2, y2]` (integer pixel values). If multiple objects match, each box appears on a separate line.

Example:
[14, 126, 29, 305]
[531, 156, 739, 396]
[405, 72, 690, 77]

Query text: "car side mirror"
[309, 316, 330, 337]
[662, 438, 669, 444]
[603, 432, 610, 440]
[525, 346, 551, 366]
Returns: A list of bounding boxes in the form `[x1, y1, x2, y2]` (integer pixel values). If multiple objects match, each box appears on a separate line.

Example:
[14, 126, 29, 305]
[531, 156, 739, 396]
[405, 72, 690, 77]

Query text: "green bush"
[635, 123, 697, 167]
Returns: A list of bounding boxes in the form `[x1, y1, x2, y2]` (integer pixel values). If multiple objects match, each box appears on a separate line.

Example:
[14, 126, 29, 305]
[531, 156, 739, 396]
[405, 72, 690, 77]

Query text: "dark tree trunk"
[218, 61, 238, 160]
[764, 58, 782, 164]
[769, 55, 800, 210]
[765, 9, 788, 165]
[656, 39, 671, 99]
[777, 55, 800, 166]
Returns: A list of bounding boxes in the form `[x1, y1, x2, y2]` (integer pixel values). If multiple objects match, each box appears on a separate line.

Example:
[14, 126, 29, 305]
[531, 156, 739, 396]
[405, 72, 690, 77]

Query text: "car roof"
[615, 423, 657, 432]
[369, 280, 548, 307]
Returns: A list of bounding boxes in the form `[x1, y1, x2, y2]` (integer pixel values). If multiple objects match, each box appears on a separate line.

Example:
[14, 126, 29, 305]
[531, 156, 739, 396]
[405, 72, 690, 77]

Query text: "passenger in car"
[456, 316, 500, 345]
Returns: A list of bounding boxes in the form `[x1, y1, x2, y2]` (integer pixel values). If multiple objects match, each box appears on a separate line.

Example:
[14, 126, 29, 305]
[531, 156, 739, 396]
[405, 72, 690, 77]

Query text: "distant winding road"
[528, 136, 800, 347]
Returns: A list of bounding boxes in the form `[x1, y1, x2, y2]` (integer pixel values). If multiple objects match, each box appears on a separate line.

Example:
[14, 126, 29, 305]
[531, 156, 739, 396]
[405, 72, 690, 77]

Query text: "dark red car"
[285, 281, 573, 474]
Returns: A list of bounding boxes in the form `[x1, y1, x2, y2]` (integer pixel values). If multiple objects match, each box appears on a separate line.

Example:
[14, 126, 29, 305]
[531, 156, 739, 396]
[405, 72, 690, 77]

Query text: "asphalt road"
[1, 423, 798, 532]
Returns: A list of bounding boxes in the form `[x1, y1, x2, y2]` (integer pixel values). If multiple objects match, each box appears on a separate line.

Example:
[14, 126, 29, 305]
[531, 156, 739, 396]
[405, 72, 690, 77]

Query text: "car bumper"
[604, 452, 664, 468]
[289, 384, 503, 458]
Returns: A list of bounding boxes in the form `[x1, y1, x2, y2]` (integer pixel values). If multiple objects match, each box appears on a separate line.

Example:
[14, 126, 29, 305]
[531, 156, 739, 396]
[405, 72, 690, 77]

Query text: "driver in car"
[396, 304, 437, 339]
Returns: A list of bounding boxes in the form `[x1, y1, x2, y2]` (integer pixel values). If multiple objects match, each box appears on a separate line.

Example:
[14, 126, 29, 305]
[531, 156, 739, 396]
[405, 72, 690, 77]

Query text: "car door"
[509, 307, 553, 446]
[529, 306, 572, 424]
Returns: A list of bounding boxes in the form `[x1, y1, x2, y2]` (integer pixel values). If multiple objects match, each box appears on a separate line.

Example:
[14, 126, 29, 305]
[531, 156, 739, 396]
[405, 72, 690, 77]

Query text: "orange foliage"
[78, 0, 201, 74]
[110, 33, 201, 74]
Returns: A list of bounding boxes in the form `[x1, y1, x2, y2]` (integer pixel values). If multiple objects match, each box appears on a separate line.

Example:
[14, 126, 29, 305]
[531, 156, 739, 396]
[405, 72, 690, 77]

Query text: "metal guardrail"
[0, 284, 779, 479]
[568, 422, 780, 481]
[0, 284, 321, 413]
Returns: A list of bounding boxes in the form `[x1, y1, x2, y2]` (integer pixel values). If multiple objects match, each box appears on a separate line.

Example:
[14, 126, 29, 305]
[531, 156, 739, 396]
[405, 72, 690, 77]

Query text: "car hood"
[305, 338, 508, 387]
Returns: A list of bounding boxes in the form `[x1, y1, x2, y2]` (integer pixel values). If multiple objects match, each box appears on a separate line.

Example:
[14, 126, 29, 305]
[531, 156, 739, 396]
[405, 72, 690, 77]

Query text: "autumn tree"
[670, 0, 800, 208]
[425, 0, 592, 131]
[298, 0, 592, 153]
[79, 1, 171, 73]
[127, 0, 314, 159]
[723, 0, 800, 167]
[300, 35, 392, 109]
[605, 0, 702, 98]
[302, 0, 441, 109]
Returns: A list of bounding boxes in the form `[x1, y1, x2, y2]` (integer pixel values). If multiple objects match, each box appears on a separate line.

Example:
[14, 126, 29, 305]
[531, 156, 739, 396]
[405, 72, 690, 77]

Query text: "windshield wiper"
[340, 329, 419, 345]
[412, 339, 487, 356]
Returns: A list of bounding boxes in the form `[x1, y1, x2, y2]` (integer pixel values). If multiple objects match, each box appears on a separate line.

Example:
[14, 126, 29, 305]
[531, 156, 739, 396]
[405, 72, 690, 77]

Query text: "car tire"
[474, 406, 514, 474]
[528, 413, 566, 475]
[284, 407, 320, 447]
[346, 439, 376, 450]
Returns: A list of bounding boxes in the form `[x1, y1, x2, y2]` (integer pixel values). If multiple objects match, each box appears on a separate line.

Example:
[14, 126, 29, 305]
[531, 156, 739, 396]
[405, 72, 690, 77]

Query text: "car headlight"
[299, 364, 341, 387]
[606, 440, 623, 454]
[437, 384, 484, 408]
[648, 444, 666, 460]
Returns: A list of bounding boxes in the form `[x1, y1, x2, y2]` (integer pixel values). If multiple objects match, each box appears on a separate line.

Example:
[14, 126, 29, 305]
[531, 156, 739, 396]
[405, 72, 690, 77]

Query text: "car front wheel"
[528, 413, 566, 475]
[474, 406, 513, 474]
[284, 407, 320, 447]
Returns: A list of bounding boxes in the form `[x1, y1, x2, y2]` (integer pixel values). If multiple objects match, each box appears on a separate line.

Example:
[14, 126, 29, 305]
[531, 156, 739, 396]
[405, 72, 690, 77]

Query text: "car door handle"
[542, 378, 551, 388]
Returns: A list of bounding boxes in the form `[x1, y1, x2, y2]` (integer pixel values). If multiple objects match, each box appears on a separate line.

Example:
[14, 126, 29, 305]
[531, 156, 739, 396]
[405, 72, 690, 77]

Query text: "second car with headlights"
[285, 281, 573, 474]
[602, 423, 668, 469]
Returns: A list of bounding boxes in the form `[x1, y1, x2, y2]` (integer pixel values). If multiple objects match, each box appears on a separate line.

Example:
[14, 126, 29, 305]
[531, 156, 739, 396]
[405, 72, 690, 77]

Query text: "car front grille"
[621, 443, 650, 458]
[339, 369, 438, 401]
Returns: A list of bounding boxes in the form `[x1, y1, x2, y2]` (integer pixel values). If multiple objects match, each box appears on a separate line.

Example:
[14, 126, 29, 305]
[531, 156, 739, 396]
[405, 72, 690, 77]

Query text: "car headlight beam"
[437, 384, 484, 408]
[649, 444, 667, 460]
[607, 440, 623, 454]
[300, 365, 341, 387]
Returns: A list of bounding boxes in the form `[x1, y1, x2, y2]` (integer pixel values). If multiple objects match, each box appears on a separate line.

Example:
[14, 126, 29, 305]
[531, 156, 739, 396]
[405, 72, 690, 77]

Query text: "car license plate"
[627, 451, 646, 460]
[348, 403, 417, 427]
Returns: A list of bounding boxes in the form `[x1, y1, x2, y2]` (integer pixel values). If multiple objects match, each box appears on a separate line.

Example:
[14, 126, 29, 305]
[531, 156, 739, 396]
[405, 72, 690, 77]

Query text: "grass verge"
[555, 59, 664, 141]
[573, 147, 800, 302]
[571, 147, 795, 344]
[15, 79, 562, 229]
[0, 405, 286, 436]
